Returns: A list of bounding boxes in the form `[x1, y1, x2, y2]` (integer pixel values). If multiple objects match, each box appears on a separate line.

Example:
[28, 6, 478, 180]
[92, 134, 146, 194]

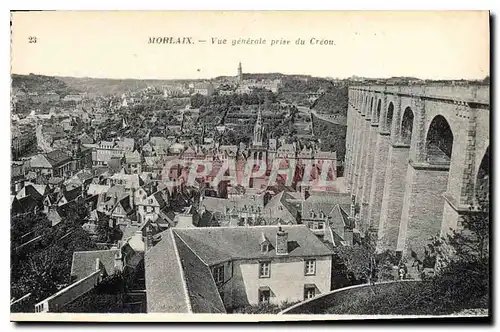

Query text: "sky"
[10, 11, 490, 80]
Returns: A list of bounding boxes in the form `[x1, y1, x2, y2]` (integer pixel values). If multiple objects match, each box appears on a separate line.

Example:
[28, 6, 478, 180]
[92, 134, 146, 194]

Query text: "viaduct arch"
[346, 85, 490, 258]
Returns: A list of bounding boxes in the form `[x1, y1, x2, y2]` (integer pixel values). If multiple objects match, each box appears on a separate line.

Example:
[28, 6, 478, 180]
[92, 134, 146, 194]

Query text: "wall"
[34, 270, 101, 313]
[280, 280, 421, 314]
[227, 255, 331, 308]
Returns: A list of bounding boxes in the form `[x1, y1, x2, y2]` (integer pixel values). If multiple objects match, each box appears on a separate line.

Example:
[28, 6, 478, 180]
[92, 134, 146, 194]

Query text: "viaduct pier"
[345, 85, 490, 256]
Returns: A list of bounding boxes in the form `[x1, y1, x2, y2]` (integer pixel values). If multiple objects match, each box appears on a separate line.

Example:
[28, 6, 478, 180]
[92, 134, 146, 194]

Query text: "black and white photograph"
[9, 10, 490, 322]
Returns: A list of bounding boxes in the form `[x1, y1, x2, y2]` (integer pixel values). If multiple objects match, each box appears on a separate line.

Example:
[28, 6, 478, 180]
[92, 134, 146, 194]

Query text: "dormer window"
[261, 243, 269, 253]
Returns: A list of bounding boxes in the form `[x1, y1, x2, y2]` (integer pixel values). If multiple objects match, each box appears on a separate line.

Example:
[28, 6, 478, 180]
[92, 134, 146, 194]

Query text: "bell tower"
[238, 62, 243, 83]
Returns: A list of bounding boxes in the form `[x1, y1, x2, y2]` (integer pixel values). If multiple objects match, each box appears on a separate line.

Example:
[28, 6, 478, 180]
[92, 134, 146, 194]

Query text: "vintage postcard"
[10, 11, 490, 322]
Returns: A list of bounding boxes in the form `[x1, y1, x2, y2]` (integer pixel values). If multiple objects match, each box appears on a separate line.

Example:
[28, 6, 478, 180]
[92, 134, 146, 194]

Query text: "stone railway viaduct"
[345, 85, 490, 257]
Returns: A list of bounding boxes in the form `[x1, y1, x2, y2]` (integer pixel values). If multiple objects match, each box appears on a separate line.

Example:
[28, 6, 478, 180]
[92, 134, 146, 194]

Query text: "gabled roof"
[302, 192, 351, 219]
[146, 226, 333, 313]
[184, 146, 196, 155]
[262, 192, 298, 225]
[11, 196, 39, 215]
[145, 230, 192, 313]
[16, 184, 46, 201]
[111, 196, 135, 217]
[78, 133, 94, 145]
[45, 149, 72, 167]
[330, 204, 354, 230]
[46, 208, 63, 226]
[61, 186, 82, 203]
[172, 225, 333, 266]
[125, 150, 142, 164]
[174, 233, 225, 313]
[71, 249, 120, 281]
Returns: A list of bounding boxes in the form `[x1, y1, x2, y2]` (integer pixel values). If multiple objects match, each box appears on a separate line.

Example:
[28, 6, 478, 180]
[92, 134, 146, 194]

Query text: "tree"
[405, 176, 490, 314]
[332, 230, 398, 287]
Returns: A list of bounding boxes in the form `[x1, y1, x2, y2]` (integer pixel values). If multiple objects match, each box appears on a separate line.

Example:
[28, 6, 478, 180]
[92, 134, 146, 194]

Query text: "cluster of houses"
[11, 71, 359, 313]
[12, 123, 359, 313]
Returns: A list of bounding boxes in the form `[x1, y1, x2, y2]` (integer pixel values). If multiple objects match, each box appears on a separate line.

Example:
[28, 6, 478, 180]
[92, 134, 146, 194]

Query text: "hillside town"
[10, 63, 490, 316]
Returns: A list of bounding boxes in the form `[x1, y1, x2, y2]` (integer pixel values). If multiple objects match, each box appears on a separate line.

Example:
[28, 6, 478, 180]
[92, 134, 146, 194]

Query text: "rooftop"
[172, 225, 333, 266]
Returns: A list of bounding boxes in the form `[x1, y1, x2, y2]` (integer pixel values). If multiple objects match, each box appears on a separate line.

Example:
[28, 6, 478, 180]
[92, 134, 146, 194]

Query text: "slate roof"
[174, 233, 226, 313]
[107, 158, 123, 173]
[302, 192, 352, 219]
[71, 249, 120, 281]
[48, 177, 64, 185]
[117, 137, 135, 151]
[173, 225, 333, 266]
[16, 184, 46, 201]
[149, 136, 170, 147]
[11, 196, 39, 215]
[78, 133, 94, 145]
[45, 149, 71, 167]
[145, 230, 191, 313]
[263, 191, 300, 224]
[329, 204, 354, 230]
[87, 184, 111, 196]
[145, 225, 332, 313]
[61, 186, 82, 203]
[75, 170, 94, 183]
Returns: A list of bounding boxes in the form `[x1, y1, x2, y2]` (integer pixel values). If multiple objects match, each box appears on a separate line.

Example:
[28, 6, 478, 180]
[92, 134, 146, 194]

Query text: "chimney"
[350, 195, 356, 218]
[276, 226, 288, 255]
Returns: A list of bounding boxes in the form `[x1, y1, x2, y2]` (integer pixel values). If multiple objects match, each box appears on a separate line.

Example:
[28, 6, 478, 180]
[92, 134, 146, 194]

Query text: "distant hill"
[11, 74, 194, 97]
[11, 73, 80, 97]
[57, 76, 179, 96]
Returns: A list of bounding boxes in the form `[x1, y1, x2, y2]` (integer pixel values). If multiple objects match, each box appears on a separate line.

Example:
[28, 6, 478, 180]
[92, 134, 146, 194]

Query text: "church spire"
[238, 62, 243, 83]
[253, 105, 263, 147]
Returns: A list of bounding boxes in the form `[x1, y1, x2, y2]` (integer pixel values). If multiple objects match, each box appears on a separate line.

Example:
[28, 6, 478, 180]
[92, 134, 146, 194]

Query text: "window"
[304, 286, 316, 300]
[259, 289, 271, 304]
[261, 243, 269, 253]
[259, 261, 271, 278]
[305, 259, 316, 276]
[213, 265, 224, 284]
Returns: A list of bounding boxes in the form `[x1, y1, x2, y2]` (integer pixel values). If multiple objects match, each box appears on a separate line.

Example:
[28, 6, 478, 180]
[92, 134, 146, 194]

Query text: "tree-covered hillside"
[311, 86, 349, 115]
[11, 74, 79, 97]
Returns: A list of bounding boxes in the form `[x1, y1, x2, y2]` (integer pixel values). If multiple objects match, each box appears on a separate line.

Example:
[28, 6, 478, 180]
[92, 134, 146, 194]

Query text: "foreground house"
[34, 235, 144, 313]
[145, 225, 333, 313]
